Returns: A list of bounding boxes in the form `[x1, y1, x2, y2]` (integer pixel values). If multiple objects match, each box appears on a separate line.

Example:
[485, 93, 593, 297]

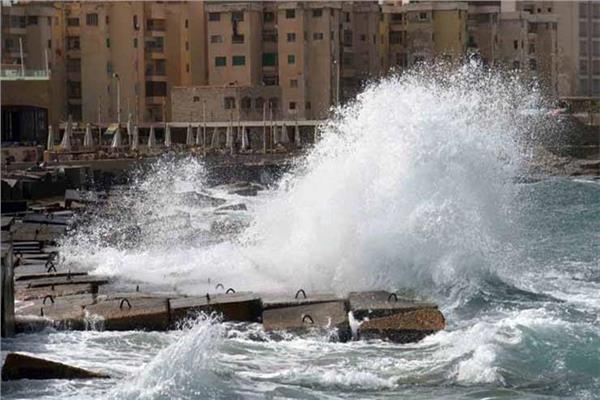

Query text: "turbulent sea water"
[2, 65, 599, 399]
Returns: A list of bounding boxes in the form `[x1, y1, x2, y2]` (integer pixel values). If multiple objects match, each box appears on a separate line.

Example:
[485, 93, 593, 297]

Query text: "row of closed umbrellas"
[49, 115, 302, 152]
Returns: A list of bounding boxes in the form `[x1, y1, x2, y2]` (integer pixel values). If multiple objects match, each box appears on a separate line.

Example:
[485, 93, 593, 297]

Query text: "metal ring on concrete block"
[43, 295, 55, 305]
[302, 314, 314, 324]
[387, 293, 398, 302]
[215, 283, 225, 290]
[46, 263, 57, 273]
[119, 298, 132, 310]
[295, 289, 307, 299]
[226, 288, 236, 294]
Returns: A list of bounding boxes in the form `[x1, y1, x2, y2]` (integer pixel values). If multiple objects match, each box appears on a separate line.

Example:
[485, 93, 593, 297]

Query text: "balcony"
[0, 65, 49, 81]
[146, 19, 166, 32]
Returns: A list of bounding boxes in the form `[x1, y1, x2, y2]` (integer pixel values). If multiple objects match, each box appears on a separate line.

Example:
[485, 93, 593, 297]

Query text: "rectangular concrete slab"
[85, 296, 170, 331]
[16, 294, 95, 330]
[15, 284, 97, 301]
[261, 292, 346, 310]
[15, 271, 88, 282]
[349, 291, 438, 320]
[358, 308, 446, 343]
[262, 301, 351, 342]
[169, 292, 262, 325]
[15, 275, 109, 289]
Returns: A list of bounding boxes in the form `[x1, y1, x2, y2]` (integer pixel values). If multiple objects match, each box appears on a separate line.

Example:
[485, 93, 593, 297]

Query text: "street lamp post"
[112, 73, 121, 124]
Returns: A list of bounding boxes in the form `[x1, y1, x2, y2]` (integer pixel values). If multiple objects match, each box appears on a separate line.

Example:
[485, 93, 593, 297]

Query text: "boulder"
[2, 352, 109, 380]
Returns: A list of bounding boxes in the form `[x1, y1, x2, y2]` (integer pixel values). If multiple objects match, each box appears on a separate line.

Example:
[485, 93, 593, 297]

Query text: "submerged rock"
[2, 352, 110, 380]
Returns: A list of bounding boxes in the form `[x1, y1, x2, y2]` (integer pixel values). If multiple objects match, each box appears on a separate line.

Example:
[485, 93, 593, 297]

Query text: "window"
[392, 13, 402, 22]
[106, 15, 109, 24]
[419, 12, 428, 21]
[67, 18, 79, 27]
[86, 13, 98, 26]
[343, 30, 353, 46]
[27, 16, 38, 25]
[513, 40, 519, 50]
[132, 37, 138, 48]
[593, 79, 600, 94]
[593, 60, 600, 75]
[185, 19, 188, 28]
[290, 79, 298, 87]
[313, 32, 324, 40]
[345, 12, 350, 22]
[529, 59, 537, 71]
[580, 40, 588, 57]
[133, 15, 139, 30]
[289, 101, 296, 110]
[67, 81, 81, 98]
[232, 34, 244, 43]
[186, 63, 190, 73]
[10, 16, 26, 28]
[209, 12, 220, 21]
[255, 97, 264, 110]
[360, 34, 366, 42]
[66, 58, 80, 73]
[185, 41, 189, 50]
[305, 101, 311, 110]
[224, 97, 236, 109]
[145, 81, 167, 97]
[106, 62, 113, 75]
[269, 97, 279, 110]
[580, 59, 589, 74]
[232, 55, 246, 66]
[211, 35, 223, 43]
[193, 96, 200, 102]
[593, 40, 600, 56]
[390, 31, 402, 45]
[241, 97, 251, 109]
[529, 42, 535, 54]
[47, 39, 52, 49]
[287, 32, 296, 42]
[47, 16, 52, 26]
[313, 9, 322, 18]
[288, 54, 295, 64]
[106, 38, 110, 48]
[286, 9, 295, 19]
[66, 36, 80, 50]
[215, 56, 227, 66]
[264, 12, 274, 22]
[343, 53, 353, 66]
[232, 11, 244, 22]
[262, 52, 278, 66]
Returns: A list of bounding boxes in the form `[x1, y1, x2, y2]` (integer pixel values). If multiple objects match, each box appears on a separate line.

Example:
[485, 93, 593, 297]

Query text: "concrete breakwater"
[2, 197, 445, 343]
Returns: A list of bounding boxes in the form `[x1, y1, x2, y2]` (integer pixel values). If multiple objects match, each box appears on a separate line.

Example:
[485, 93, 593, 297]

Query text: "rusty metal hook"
[43, 294, 55, 305]
[215, 283, 225, 290]
[387, 293, 398, 302]
[302, 314, 314, 324]
[295, 289, 307, 299]
[119, 298, 131, 309]
[46, 262, 57, 273]
[225, 288, 236, 294]
[40, 307, 44, 317]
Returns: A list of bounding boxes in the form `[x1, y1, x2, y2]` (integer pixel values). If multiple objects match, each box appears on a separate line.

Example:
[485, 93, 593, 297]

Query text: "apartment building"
[173, 1, 382, 122]
[554, 1, 600, 97]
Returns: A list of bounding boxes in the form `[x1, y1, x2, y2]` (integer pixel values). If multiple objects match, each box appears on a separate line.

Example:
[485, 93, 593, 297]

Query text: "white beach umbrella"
[46, 125, 55, 151]
[60, 115, 73, 150]
[131, 125, 139, 151]
[148, 126, 157, 148]
[126, 113, 133, 144]
[295, 121, 302, 146]
[280, 122, 289, 144]
[186, 124, 194, 146]
[164, 125, 172, 147]
[211, 127, 219, 148]
[83, 123, 94, 148]
[111, 126, 122, 148]
[241, 126, 249, 151]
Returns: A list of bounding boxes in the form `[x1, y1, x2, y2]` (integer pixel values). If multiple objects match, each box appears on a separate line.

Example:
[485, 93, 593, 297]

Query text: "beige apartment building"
[173, 1, 382, 122]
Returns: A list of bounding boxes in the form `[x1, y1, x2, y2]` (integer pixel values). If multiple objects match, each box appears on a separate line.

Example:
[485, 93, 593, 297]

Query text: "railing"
[0, 66, 49, 80]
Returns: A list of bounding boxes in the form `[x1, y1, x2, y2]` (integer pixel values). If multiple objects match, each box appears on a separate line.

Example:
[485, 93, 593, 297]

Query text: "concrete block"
[15, 283, 97, 301]
[169, 292, 262, 325]
[262, 301, 351, 342]
[17, 294, 95, 330]
[15, 275, 109, 289]
[262, 291, 345, 310]
[85, 295, 170, 331]
[15, 271, 88, 282]
[349, 291, 445, 343]
[2, 352, 109, 380]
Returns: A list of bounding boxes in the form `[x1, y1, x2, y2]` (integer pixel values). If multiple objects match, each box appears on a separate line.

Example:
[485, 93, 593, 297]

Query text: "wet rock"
[177, 191, 226, 208]
[169, 292, 262, 325]
[262, 301, 351, 342]
[2, 352, 109, 380]
[228, 187, 258, 197]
